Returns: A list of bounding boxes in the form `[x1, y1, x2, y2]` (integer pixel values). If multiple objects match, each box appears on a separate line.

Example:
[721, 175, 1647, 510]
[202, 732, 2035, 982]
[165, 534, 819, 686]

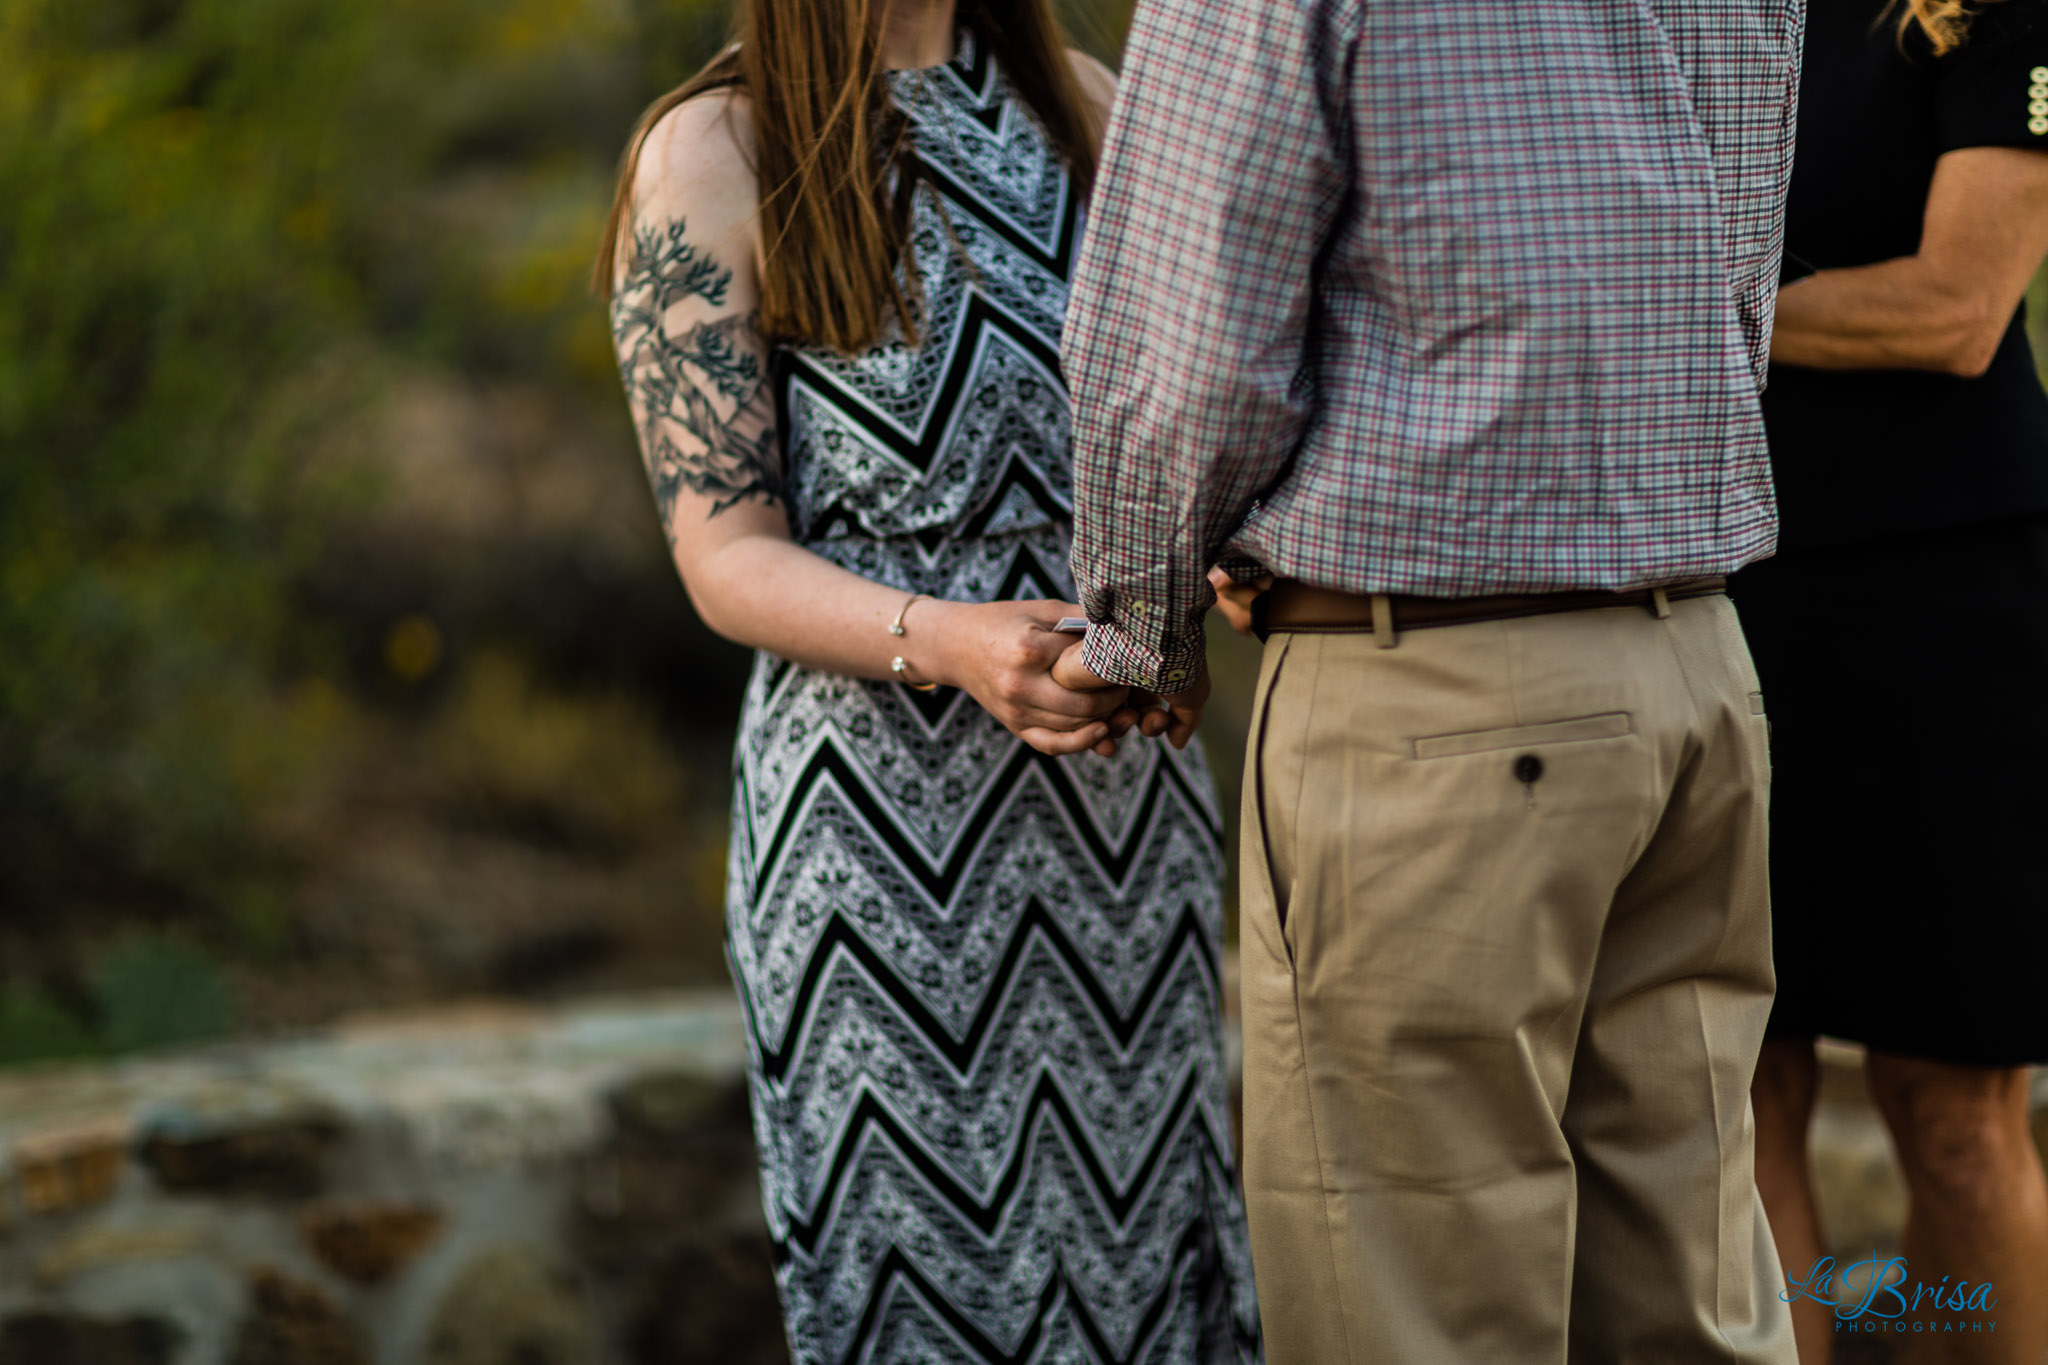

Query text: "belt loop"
[1650, 586, 1672, 620]
[1371, 594, 1398, 649]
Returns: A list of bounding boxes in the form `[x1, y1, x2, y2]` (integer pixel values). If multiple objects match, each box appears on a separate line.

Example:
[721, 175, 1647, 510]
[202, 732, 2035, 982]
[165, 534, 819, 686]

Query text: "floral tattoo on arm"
[611, 218, 783, 532]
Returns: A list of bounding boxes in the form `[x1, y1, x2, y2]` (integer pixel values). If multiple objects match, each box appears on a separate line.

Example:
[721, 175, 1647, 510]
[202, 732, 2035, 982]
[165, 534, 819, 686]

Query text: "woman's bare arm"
[1772, 146, 2048, 377]
[612, 94, 1124, 753]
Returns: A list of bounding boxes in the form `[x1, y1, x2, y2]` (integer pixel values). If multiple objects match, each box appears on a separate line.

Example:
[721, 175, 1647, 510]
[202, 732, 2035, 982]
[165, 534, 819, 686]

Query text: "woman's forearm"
[683, 533, 1128, 754]
[1771, 257, 2001, 377]
[1773, 148, 2048, 379]
[685, 534, 982, 687]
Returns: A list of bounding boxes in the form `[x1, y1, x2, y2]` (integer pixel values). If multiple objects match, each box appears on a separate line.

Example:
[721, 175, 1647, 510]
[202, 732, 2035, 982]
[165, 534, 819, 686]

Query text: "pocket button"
[1514, 754, 1544, 783]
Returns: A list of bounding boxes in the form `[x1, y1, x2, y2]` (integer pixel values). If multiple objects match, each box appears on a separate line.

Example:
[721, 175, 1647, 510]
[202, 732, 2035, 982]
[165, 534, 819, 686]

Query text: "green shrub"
[90, 934, 238, 1054]
[0, 986, 103, 1068]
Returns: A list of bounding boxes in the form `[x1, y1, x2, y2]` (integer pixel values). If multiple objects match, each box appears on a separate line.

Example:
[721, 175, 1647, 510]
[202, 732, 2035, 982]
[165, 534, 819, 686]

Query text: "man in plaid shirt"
[1057, 0, 1806, 1360]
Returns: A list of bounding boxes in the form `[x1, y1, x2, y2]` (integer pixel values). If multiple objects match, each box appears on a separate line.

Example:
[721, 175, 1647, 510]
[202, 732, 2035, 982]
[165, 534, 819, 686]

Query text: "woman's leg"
[1865, 1053, 2048, 1365]
[1753, 1038, 1834, 1364]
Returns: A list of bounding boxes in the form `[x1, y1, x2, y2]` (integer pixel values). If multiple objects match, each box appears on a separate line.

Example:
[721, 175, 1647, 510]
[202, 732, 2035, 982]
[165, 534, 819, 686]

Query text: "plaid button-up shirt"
[1066, 0, 1806, 692]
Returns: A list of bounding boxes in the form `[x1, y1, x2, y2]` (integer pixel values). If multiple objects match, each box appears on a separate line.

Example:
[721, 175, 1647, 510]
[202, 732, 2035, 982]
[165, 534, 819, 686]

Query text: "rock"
[139, 1119, 340, 1198]
[627, 1231, 788, 1365]
[0, 994, 755, 1362]
[11, 1114, 131, 1215]
[576, 1070, 755, 1272]
[33, 1224, 206, 1287]
[423, 1247, 596, 1365]
[0, 1311, 179, 1365]
[573, 1132, 755, 1274]
[301, 1201, 444, 1285]
[229, 1268, 368, 1365]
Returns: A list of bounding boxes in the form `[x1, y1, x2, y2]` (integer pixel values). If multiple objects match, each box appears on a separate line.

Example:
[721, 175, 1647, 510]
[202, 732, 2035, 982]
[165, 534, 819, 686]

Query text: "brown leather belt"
[1253, 575, 1727, 643]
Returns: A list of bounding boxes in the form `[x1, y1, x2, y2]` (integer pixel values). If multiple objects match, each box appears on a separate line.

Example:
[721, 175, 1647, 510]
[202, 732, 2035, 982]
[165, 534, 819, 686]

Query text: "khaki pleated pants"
[1238, 594, 1797, 1365]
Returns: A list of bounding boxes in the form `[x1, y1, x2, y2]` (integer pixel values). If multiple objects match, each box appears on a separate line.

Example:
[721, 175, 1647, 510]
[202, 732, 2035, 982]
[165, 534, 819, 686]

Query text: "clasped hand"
[934, 600, 1207, 758]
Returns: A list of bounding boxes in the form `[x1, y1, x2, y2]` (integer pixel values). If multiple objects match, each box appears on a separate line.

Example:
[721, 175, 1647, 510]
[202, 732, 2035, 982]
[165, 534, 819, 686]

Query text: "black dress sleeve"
[1933, 0, 2048, 154]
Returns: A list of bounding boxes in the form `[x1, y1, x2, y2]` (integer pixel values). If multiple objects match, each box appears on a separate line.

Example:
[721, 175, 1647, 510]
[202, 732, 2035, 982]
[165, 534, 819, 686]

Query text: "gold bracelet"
[888, 593, 933, 637]
[891, 656, 939, 692]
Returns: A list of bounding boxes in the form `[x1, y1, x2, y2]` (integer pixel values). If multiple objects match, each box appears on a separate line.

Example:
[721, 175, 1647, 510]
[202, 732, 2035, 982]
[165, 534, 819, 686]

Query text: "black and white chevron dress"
[725, 33, 1262, 1365]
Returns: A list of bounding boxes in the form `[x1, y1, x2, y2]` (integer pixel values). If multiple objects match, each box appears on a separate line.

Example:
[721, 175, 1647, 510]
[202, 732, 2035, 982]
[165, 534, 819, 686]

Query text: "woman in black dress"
[1738, 1, 2048, 1360]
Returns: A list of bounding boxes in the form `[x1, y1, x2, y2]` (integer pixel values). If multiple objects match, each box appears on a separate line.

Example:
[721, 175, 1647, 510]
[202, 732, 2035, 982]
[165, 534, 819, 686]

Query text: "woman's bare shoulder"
[632, 86, 759, 227]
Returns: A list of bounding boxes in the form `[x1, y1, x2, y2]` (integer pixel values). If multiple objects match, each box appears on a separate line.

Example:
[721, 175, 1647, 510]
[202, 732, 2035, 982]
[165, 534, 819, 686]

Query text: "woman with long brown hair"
[1734, 0, 2048, 1360]
[599, 0, 1261, 1359]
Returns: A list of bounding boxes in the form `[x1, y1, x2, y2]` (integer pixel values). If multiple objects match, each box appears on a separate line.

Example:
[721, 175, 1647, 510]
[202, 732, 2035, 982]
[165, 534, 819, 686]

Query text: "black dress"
[1733, 0, 2048, 1066]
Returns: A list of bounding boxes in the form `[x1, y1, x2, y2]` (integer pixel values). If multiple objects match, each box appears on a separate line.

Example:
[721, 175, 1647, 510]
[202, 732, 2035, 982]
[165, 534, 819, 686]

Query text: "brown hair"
[1890, 0, 1998, 55]
[596, 0, 1100, 355]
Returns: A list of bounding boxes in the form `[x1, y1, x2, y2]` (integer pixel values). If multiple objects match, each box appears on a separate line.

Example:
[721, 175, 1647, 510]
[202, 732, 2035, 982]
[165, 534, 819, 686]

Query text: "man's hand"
[1208, 566, 1274, 638]
[1051, 642, 1211, 751]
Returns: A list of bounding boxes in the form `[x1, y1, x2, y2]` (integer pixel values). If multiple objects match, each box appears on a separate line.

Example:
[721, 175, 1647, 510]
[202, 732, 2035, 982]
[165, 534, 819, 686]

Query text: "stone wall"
[4, 988, 2043, 1365]
[0, 994, 785, 1365]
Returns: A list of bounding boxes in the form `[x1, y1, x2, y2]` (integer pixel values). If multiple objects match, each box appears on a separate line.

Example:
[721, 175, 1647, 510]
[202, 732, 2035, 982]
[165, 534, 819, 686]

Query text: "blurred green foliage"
[0, 933, 236, 1064]
[0, 985, 104, 1068]
[92, 932, 237, 1052]
[0, 0, 712, 901]
[430, 650, 691, 853]
[1, 0, 365, 908]
[0, 0, 713, 1061]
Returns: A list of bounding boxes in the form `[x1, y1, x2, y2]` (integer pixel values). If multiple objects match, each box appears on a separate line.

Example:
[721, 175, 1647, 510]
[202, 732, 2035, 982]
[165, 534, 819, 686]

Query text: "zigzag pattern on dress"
[731, 32, 1261, 1364]
[776, 32, 1082, 545]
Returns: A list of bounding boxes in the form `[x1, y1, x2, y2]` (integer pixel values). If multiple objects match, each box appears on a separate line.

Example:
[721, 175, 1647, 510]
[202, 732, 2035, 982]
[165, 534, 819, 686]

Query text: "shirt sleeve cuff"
[1079, 617, 1208, 694]
[1213, 552, 1269, 583]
